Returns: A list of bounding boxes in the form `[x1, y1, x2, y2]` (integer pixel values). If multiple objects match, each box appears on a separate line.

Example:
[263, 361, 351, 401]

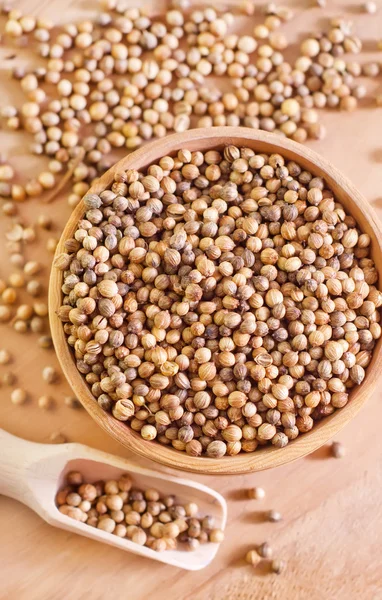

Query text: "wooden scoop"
[0, 429, 227, 570]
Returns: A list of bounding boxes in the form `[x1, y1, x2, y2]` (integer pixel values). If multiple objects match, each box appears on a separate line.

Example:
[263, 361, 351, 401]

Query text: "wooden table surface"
[1, 1, 382, 599]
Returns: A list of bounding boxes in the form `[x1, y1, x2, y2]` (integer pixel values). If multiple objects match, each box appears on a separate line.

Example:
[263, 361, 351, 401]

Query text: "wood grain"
[1, 1, 382, 599]
[50, 127, 382, 475]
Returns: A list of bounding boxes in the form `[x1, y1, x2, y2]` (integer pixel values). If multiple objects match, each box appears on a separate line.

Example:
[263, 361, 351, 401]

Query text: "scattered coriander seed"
[16, 304, 34, 320]
[0, 306, 12, 322]
[267, 509, 282, 523]
[49, 431, 67, 444]
[0, 349, 12, 365]
[38, 335, 53, 349]
[11, 388, 28, 405]
[8, 273, 25, 288]
[1, 371, 16, 386]
[26, 280, 42, 297]
[271, 558, 286, 574]
[246, 549, 261, 566]
[64, 395, 82, 409]
[331, 441, 346, 458]
[42, 365, 58, 383]
[38, 395, 54, 410]
[258, 541, 273, 559]
[37, 214, 52, 229]
[47, 237, 58, 253]
[363, 1, 377, 14]
[30, 316, 45, 333]
[24, 260, 42, 276]
[14, 320, 28, 334]
[248, 487, 266, 500]
[2, 287, 17, 304]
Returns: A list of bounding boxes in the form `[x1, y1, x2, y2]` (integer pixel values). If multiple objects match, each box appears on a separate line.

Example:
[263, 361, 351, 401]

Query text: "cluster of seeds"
[0, 1, 381, 209]
[57, 470, 224, 551]
[246, 545, 286, 575]
[55, 145, 382, 457]
[0, 213, 58, 344]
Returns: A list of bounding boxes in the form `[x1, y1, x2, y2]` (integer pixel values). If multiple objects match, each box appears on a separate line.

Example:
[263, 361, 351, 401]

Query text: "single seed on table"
[2, 287, 17, 304]
[331, 441, 345, 458]
[8, 273, 25, 288]
[38, 335, 53, 349]
[271, 559, 286, 574]
[42, 366, 58, 383]
[1, 372, 16, 386]
[267, 509, 282, 523]
[49, 432, 67, 444]
[246, 549, 261, 566]
[24, 261, 42, 276]
[26, 280, 42, 297]
[64, 396, 82, 409]
[258, 542, 273, 558]
[11, 388, 28, 405]
[247, 487, 266, 500]
[16, 304, 34, 321]
[0, 349, 11, 365]
[0, 306, 12, 322]
[37, 214, 52, 229]
[363, 1, 377, 13]
[38, 395, 54, 410]
[14, 320, 28, 334]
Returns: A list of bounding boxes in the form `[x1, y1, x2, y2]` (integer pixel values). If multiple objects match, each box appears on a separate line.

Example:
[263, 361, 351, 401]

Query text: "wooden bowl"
[49, 127, 382, 475]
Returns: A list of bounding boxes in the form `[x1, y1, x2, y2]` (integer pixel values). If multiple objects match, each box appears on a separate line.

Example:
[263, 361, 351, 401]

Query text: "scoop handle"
[0, 429, 37, 501]
[0, 429, 53, 504]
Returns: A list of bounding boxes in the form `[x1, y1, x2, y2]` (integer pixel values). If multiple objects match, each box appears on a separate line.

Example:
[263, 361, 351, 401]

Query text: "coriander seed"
[11, 388, 28, 405]
[271, 559, 286, 574]
[331, 441, 346, 458]
[247, 487, 266, 500]
[267, 509, 282, 523]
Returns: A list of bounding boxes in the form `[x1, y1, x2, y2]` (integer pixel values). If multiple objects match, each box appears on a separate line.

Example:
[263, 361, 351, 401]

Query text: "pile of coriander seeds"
[57, 470, 224, 551]
[55, 144, 382, 457]
[0, 1, 381, 209]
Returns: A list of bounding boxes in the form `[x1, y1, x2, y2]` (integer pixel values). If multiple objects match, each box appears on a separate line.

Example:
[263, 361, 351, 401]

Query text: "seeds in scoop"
[209, 529, 225, 543]
[57, 470, 223, 552]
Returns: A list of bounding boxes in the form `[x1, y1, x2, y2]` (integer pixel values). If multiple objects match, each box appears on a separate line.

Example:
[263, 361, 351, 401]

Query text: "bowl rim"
[49, 126, 382, 475]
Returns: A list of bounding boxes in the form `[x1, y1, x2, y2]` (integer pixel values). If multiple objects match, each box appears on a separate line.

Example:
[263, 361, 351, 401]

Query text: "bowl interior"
[49, 127, 382, 475]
